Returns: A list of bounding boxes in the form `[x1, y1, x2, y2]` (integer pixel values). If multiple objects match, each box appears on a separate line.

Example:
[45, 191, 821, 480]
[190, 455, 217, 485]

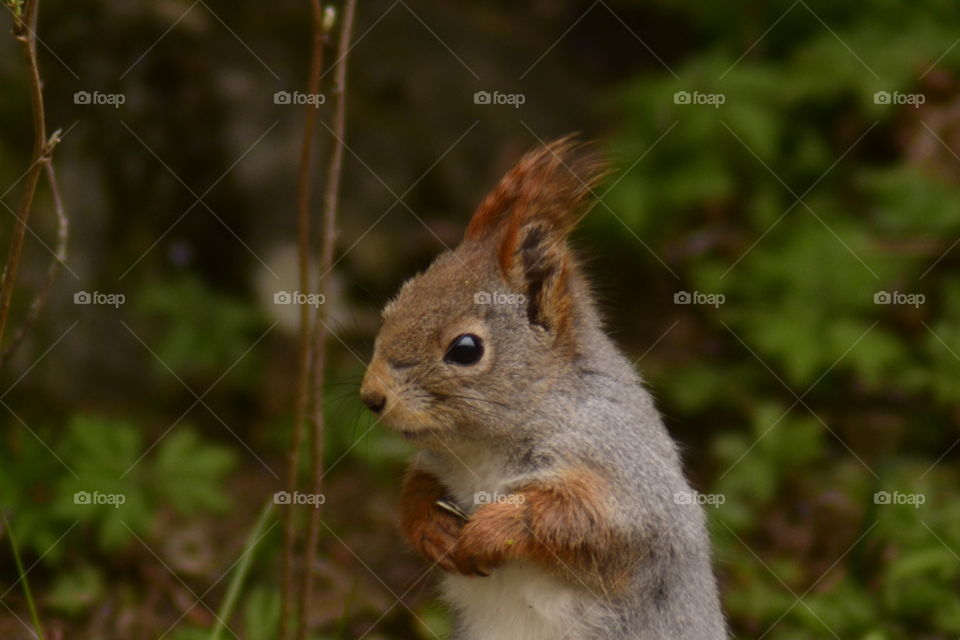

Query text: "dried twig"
[0, 0, 68, 365]
[1, 160, 69, 364]
[280, 1, 357, 636]
[297, 0, 357, 638]
[280, 3, 333, 640]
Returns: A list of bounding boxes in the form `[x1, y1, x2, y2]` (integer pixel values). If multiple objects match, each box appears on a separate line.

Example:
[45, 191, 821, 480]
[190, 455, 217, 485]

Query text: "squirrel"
[360, 138, 727, 640]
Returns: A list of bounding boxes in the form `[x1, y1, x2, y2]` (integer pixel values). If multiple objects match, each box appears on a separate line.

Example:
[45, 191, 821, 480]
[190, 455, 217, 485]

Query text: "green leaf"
[54, 416, 152, 550]
[46, 565, 104, 617]
[133, 275, 265, 384]
[151, 428, 236, 515]
[243, 586, 280, 640]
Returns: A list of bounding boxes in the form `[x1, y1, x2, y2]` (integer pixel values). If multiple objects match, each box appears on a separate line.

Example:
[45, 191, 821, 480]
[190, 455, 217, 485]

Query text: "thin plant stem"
[283, 3, 334, 640]
[297, 0, 357, 638]
[210, 501, 275, 640]
[0, 0, 63, 356]
[1, 159, 69, 365]
[2, 510, 45, 640]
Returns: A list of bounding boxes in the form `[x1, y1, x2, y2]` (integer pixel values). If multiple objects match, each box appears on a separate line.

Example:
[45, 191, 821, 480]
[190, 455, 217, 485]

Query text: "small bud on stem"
[321, 5, 336, 34]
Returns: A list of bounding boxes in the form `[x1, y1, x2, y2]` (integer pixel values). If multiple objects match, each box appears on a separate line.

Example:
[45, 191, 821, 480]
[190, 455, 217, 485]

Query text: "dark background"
[1, 0, 959, 638]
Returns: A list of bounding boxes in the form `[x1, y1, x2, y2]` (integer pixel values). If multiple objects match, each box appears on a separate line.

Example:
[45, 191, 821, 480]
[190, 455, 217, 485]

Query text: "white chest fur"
[419, 450, 614, 639]
[442, 563, 611, 640]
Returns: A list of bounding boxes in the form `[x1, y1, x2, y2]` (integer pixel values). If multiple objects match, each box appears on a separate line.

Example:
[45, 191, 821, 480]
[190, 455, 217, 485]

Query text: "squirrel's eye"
[444, 334, 484, 366]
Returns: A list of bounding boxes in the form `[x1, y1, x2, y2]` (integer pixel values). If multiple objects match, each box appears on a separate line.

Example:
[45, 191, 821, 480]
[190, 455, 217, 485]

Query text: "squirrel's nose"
[361, 389, 386, 413]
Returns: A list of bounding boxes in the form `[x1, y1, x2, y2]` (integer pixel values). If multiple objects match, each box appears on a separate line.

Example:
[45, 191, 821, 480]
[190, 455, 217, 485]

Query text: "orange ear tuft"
[464, 136, 606, 253]
[464, 137, 607, 350]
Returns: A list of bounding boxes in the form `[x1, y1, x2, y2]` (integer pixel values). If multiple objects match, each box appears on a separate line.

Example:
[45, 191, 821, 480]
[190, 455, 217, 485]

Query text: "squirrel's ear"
[465, 137, 606, 343]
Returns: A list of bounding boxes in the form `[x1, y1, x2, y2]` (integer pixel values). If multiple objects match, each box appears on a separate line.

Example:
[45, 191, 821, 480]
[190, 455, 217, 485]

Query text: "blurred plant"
[244, 585, 281, 639]
[5, 1, 24, 18]
[133, 275, 266, 386]
[1, 413, 235, 625]
[281, 1, 359, 639]
[1, 509, 45, 640]
[45, 564, 102, 617]
[52, 415, 235, 550]
[209, 500, 275, 640]
[282, 1, 336, 636]
[602, 1, 960, 636]
[0, 0, 69, 365]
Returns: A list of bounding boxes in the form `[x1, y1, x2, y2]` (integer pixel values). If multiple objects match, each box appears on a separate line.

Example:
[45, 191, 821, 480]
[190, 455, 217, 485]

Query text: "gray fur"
[361, 143, 727, 639]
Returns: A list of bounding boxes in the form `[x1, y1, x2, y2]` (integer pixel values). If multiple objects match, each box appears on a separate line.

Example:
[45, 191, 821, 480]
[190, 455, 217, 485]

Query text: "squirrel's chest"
[441, 563, 612, 640]
[431, 452, 512, 509]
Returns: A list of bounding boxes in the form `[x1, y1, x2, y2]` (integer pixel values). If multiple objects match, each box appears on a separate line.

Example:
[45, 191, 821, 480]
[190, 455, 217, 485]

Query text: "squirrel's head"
[360, 137, 606, 447]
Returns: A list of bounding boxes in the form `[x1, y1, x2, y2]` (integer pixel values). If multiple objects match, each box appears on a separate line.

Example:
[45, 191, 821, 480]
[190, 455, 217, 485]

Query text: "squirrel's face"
[360, 138, 604, 447]
[360, 251, 513, 445]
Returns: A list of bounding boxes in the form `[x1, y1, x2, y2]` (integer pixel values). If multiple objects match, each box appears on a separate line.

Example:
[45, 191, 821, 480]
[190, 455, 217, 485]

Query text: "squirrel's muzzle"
[361, 388, 386, 413]
[360, 357, 390, 414]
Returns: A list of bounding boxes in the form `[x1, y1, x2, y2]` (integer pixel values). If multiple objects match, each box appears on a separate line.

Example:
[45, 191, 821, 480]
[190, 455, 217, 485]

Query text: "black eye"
[444, 334, 484, 366]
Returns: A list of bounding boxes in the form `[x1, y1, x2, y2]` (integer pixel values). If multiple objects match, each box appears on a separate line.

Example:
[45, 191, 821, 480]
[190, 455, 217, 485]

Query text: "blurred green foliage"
[0, 415, 236, 626]
[600, 1, 960, 637]
[133, 275, 266, 386]
[1, 0, 959, 638]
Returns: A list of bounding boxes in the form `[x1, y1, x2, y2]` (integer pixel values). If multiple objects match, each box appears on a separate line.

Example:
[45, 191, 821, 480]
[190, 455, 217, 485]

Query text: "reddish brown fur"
[448, 467, 631, 593]
[462, 138, 606, 357]
[399, 468, 468, 575]
[463, 137, 605, 255]
[398, 466, 630, 590]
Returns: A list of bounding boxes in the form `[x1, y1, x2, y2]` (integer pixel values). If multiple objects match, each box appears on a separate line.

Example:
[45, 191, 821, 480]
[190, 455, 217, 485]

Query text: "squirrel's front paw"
[399, 469, 474, 574]
[450, 501, 528, 577]
[403, 504, 475, 575]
